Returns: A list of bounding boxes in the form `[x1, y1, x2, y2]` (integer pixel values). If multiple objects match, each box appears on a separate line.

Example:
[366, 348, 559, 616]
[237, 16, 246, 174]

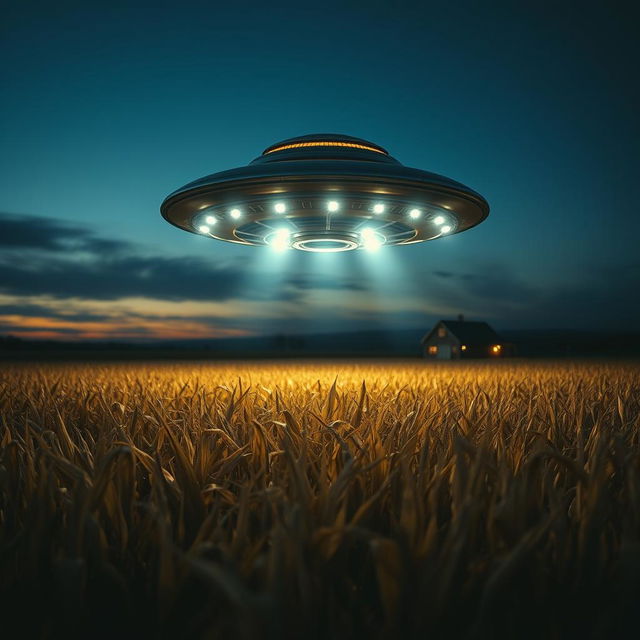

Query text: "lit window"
[438, 327, 446, 338]
[428, 346, 438, 355]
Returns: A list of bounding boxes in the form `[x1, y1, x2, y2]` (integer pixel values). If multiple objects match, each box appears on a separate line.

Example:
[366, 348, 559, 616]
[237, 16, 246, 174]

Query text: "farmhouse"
[421, 316, 505, 359]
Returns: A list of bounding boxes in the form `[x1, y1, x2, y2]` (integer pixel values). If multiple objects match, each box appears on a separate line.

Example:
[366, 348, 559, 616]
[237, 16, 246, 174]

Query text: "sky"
[1, 0, 638, 341]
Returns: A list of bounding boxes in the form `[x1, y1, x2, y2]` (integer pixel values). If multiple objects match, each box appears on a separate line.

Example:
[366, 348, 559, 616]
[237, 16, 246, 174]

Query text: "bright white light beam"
[361, 227, 383, 252]
[270, 228, 291, 252]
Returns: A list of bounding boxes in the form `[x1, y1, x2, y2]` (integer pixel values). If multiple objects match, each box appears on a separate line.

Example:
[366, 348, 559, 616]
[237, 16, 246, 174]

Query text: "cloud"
[284, 274, 368, 291]
[0, 294, 266, 340]
[0, 212, 298, 302]
[0, 212, 124, 253]
[1, 213, 638, 339]
[423, 265, 539, 318]
[0, 302, 113, 322]
[538, 262, 640, 327]
[0, 213, 373, 304]
[0, 254, 251, 301]
[433, 270, 475, 281]
[425, 260, 640, 330]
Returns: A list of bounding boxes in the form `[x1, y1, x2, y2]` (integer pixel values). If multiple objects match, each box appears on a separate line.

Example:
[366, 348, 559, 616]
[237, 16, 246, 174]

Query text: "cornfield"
[1, 360, 640, 639]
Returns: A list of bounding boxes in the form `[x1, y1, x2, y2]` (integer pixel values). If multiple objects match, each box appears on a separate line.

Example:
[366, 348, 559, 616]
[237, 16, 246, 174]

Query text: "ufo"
[161, 134, 489, 253]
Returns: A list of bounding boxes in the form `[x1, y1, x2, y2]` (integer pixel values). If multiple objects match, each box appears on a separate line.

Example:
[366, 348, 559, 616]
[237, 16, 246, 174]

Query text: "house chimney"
[458, 314, 465, 322]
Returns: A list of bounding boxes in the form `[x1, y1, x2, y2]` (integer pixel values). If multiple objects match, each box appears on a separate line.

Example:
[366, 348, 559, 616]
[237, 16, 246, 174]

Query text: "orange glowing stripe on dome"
[265, 141, 387, 155]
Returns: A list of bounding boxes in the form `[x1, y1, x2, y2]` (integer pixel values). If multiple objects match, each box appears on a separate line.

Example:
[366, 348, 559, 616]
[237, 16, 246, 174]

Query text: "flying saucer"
[160, 134, 489, 252]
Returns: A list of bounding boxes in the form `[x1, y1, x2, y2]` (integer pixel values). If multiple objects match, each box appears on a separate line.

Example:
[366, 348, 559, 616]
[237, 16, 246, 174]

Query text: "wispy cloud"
[0, 212, 125, 253]
[0, 213, 440, 339]
[0, 213, 370, 303]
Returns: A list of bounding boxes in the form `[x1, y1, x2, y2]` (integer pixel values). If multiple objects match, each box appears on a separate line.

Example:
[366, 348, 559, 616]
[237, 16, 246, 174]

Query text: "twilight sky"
[1, 0, 638, 341]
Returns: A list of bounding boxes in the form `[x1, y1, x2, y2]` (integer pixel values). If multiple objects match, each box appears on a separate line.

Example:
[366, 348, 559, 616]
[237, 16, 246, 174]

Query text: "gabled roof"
[421, 320, 502, 345]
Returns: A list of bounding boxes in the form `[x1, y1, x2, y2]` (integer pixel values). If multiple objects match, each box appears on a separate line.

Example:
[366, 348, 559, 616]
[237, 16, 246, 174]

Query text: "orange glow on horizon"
[0, 314, 252, 342]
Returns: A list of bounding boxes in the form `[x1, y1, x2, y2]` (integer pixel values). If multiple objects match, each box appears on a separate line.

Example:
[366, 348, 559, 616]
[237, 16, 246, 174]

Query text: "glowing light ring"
[292, 237, 359, 253]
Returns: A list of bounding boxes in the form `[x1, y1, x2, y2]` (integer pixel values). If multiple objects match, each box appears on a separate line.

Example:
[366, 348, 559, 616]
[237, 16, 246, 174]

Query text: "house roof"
[421, 320, 502, 345]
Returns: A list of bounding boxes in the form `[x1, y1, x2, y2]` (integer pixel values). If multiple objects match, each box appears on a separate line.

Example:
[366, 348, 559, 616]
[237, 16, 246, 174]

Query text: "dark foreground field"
[1, 360, 640, 639]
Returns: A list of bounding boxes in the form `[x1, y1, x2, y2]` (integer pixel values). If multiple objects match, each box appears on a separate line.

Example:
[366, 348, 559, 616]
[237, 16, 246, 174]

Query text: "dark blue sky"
[1, 1, 638, 340]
